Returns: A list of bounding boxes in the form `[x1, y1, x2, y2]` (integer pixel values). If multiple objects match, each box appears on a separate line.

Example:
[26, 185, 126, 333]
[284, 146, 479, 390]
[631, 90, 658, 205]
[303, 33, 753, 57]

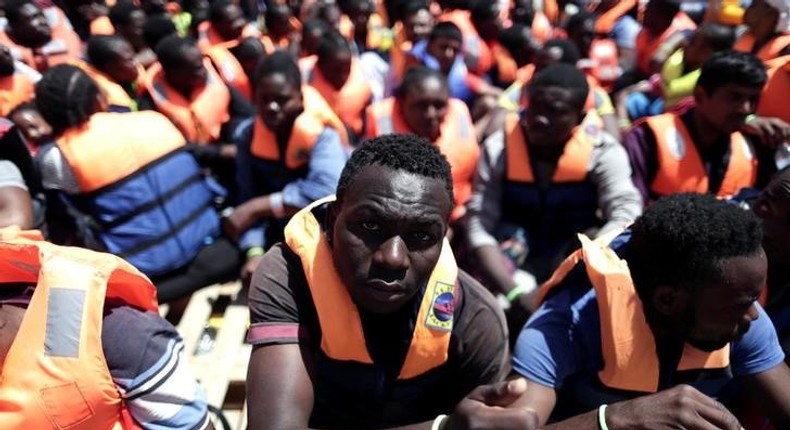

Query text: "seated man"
[735, 0, 790, 62]
[141, 35, 253, 146]
[624, 51, 775, 202]
[0, 0, 81, 73]
[498, 39, 620, 139]
[589, 0, 640, 72]
[566, 9, 622, 91]
[466, 64, 642, 337]
[0, 229, 212, 429]
[619, 22, 736, 122]
[299, 30, 373, 143]
[196, 0, 259, 50]
[365, 66, 478, 223]
[108, 1, 157, 68]
[511, 193, 790, 429]
[76, 35, 144, 112]
[246, 134, 529, 428]
[260, 2, 300, 54]
[35, 65, 240, 303]
[225, 51, 349, 282]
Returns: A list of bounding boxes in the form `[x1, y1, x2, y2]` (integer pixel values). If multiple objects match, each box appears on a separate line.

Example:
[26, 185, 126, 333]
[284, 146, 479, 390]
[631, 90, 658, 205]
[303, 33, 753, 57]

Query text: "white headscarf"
[765, 0, 790, 33]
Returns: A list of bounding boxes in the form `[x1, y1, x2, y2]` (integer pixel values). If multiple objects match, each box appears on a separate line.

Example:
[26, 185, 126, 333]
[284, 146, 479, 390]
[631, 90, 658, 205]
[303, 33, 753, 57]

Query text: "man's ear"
[753, 196, 773, 218]
[651, 284, 690, 317]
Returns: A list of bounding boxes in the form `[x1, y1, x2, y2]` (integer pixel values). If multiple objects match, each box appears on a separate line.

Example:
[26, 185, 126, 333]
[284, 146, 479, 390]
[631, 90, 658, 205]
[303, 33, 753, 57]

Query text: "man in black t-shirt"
[246, 134, 534, 429]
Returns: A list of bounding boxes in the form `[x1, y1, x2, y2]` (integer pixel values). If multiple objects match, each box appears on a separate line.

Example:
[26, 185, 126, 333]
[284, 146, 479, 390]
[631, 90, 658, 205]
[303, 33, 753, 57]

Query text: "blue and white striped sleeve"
[102, 306, 210, 430]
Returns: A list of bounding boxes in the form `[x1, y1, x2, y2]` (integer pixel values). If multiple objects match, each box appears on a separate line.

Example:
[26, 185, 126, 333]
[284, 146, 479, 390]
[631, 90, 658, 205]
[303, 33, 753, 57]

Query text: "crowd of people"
[0, 0, 789, 428]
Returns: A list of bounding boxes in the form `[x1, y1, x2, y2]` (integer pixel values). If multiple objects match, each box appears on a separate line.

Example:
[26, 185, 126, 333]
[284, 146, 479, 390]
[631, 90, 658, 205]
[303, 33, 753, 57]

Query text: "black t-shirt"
[248, 243, 510, 428]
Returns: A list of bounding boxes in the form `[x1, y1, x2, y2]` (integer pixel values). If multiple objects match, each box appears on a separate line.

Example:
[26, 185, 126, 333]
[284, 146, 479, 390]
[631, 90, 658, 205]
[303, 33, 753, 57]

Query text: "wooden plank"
[199, 303, 249, 407]
[177, 286, 219, 356]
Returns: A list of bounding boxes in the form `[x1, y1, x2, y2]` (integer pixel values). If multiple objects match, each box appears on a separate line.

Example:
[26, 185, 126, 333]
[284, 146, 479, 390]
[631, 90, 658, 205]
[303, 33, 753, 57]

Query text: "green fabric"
[660, 49, 700, 108]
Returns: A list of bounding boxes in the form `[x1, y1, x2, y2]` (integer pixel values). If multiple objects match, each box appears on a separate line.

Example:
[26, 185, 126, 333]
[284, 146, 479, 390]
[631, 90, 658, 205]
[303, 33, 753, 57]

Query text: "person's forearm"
[537, 409, 601, 430]
[474, 244, 516, 295]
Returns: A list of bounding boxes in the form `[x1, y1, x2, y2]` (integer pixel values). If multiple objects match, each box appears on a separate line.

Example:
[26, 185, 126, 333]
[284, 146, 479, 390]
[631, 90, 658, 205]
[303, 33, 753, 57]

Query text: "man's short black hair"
[143, 14, 177, 49]
[302, 17, 329, 36]
[155, 35, 197, 70]
[86, 35, 127, 70]
[565, 9, 593, 34]
[254, 50, 301, 88]
[429, 21, 463, 44]
[542, 38, 581, 65]
[108, 0, 142, 27]
[696, 50, 767, 94]
[697, 23, 737, 53]
[498, 23, 531, 55]
[5, 0, 35, 25]
[231, 36, 266, 61]
[469, 0, 498, 20]
[627, 193, 763, 297]
[209, 0, 235, 24]
[336, 134, 454, 207]
[316, 30, 351, 63]
[399, 0, 430, 21]
[530, 63, 589, 110]
[395, 66, 447, 98]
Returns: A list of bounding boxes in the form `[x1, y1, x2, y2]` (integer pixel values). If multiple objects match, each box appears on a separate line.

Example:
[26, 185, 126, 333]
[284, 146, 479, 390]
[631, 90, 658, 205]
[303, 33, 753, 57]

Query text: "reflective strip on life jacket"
[250, 85, 349, 169]
[145, 60, 231, 144]
[538, 232, 730, 393]
[646, 113, 757, 198]
[0, 235, 156, 429]
[504, 112, 596, 183]
[284, 196, 457, 380]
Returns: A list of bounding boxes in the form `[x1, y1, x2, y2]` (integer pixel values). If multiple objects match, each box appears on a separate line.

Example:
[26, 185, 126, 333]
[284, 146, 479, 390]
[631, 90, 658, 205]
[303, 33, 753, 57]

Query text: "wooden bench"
[163, 282, 250, 430]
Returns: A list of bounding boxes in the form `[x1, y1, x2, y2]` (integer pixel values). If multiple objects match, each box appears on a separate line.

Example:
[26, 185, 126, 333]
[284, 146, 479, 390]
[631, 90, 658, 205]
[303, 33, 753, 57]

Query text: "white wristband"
[431, 414, 448, 430]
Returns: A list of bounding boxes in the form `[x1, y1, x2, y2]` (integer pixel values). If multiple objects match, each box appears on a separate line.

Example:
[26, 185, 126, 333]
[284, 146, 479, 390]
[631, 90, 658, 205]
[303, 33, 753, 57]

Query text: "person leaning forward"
[245, 134, 537, 429]
[508, 193, 790, 430]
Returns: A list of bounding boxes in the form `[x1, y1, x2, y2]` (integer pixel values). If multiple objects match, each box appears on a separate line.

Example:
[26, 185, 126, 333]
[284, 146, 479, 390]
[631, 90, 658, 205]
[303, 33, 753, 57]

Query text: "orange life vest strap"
[146, 60, 231, 143]
[57, 111, 187, 193]
[284, 196, 457, 380]
[504, 113, 595, 183]
[303, 56, 372, 135]
[250, 86, 348, 168]
[735, 32, 790, 62]
[538, 233, 730, 393]
[647, 113, 756, 198]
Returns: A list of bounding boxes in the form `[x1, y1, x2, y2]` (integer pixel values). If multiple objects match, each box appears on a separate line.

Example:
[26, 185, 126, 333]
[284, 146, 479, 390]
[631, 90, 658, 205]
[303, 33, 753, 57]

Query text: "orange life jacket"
[250, 85, 349, 168]
[284, 196, 458, 380]
[387, 22, 410, 85]
[635, 12, 697, 75]
[645, 113, 757, 198]
[504, 112, 597, 185]
[300, 55, 372, 135]
[734, 32, 790, 63]
[71, 60, 143, 111]
[757, 56, 790, 124]
[0, 7, 82, 73]
[144, 60, 230, 144]
[366, 97, 479, 221]
[594, 0, 638, 34]
[538, 232, 731, 393]
[196, 21, 260, 51]
[203, 43, 252, 100]
[439, 9, 493, 76]
[90, 16, 115, 36]
[56, 111, 186, 192]
[0, 232, 158, 430]
[0, 71, 35, 117]
[339, 13, 387, 51]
